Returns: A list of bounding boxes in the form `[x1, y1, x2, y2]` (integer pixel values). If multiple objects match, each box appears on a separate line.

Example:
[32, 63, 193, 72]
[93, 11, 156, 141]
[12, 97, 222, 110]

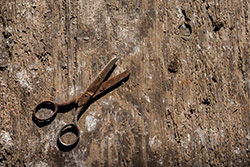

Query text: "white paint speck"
[85, 115, 98, 132]
[197, 44, 201, 50]
[35, 162, 49, 167]
[81, 62, 86, 67]
[234, 147, 240, 154]
[134, 46, 141, 54]
[207, 30, 213, 38]
[145, 95, 150, 103]
[44, 142, 50, 154]
[149, 135, 162, 148]
[187, 134, 191, 141]
[195, 128, 206, 145]
[176, 8, 182, 18]
[102, 96, 113, 105]
[69, 87, 75, 96]
[16, 70, 32, 90]
[68, 86, 82, 96]
[58, 120, 66, 126]
[46, 66, 53, 72]
[114, 66, 124, 75]
[0, 131, 13, 147]
[159, 157, 163, 165]
[114, 111, 118, 122]
[72, 147, 87, 167]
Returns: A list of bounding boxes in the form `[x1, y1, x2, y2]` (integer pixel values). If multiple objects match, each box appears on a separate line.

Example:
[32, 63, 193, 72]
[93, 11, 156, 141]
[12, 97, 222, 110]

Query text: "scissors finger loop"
[57, 123, 80, 148]
[33, 101, 58, 122]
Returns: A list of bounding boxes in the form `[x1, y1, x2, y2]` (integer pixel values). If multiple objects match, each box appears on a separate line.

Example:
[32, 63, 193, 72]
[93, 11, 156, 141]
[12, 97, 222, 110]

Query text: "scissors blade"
[77, 57, 119, 106]
[93, 70, 130, 98]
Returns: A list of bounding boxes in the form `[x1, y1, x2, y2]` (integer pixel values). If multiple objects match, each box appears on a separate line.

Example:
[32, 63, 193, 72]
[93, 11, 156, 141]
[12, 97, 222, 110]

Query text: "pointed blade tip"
[110, 57, 119, 65]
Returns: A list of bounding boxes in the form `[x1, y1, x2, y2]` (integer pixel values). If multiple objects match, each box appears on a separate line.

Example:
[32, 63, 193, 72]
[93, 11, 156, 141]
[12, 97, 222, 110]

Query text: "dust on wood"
[1, 0, 250, 166]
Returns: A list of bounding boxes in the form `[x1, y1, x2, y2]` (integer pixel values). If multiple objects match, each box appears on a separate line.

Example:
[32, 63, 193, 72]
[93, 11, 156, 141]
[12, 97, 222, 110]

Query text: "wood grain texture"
[0, 0, 249, 166]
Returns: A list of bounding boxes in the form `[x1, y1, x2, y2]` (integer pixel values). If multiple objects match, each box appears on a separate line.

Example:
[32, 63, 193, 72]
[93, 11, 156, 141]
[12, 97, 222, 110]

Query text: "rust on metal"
[32, 57, 129, 149]
[93, 71, 130, 98]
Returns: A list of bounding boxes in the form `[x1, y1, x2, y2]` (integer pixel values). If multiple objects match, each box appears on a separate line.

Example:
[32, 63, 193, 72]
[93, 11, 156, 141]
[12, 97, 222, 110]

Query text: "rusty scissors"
[33, 57, 129, 149]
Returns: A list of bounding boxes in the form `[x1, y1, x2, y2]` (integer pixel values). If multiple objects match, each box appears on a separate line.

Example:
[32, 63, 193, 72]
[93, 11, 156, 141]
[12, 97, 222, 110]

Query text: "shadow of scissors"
[32, 57, 129, 151]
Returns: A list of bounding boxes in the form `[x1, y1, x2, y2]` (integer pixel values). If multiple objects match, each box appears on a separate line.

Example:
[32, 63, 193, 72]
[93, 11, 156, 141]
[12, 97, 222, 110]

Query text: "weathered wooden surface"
[0, 0, 250, 166]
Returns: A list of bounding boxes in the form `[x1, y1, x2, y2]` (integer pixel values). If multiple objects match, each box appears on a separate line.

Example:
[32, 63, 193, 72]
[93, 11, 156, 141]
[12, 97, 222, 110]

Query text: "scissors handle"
[33, 101, 58, 122]
[57, 122, 80, 148]
[33, 98, 76, 122]
[57, 107, 81, 148]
